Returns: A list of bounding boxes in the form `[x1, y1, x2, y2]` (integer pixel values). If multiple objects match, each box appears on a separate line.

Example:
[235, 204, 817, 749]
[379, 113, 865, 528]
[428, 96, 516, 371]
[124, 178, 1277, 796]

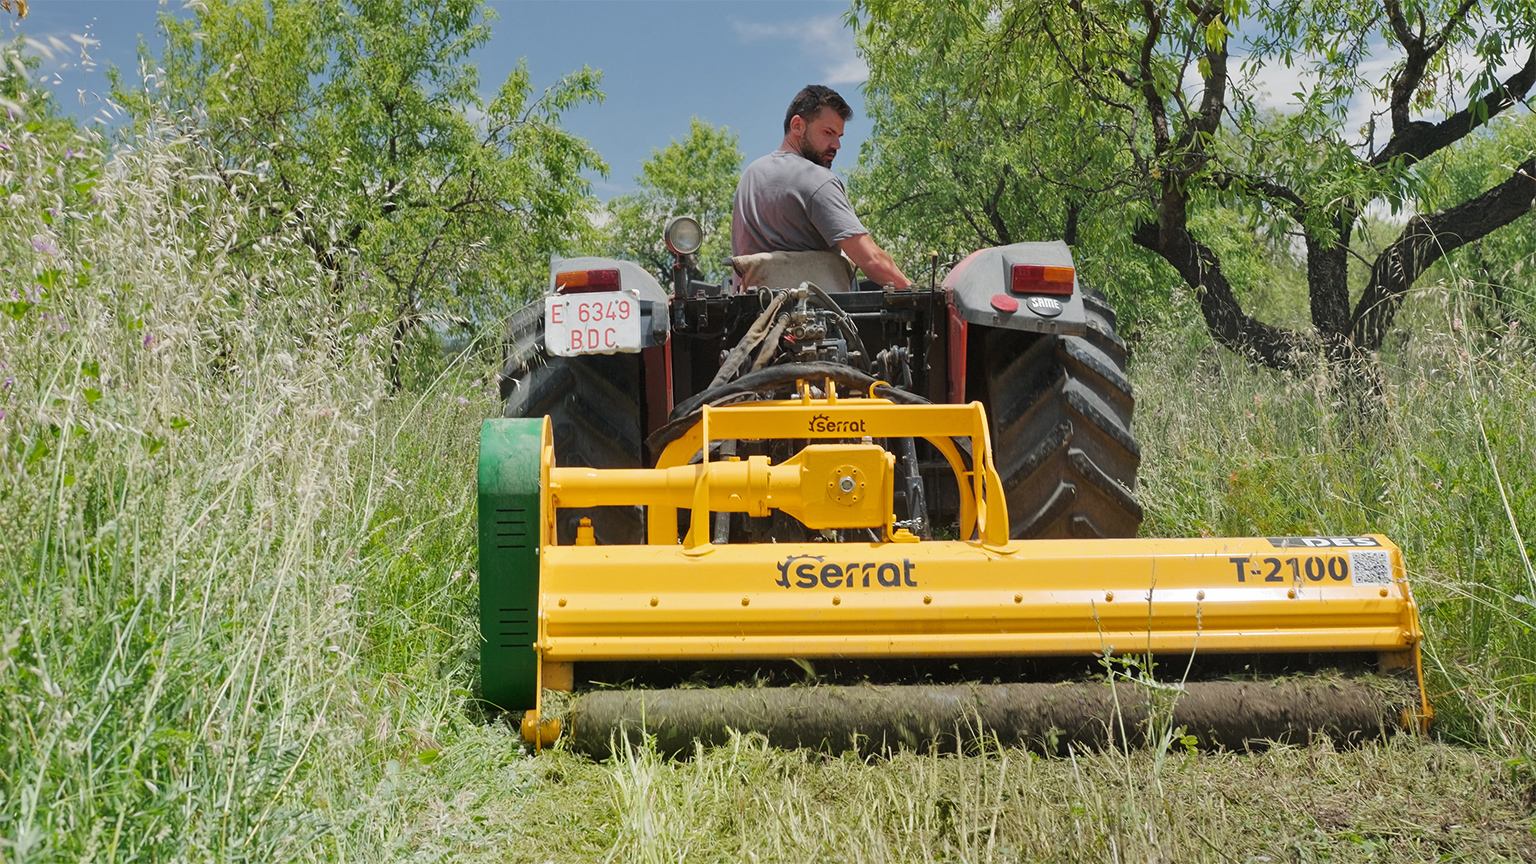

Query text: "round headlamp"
[663, 216, 704, 256]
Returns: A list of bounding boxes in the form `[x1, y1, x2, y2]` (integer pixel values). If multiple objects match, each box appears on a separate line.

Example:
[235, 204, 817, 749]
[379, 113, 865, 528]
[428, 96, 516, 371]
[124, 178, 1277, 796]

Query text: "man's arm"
[838, 233, 911, 289]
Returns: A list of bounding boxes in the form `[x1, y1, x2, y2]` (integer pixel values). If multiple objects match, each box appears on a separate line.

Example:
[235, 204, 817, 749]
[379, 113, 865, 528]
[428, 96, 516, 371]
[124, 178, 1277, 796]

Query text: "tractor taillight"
[1011, 264, 1074, 296]
[555, 269, 622, 294]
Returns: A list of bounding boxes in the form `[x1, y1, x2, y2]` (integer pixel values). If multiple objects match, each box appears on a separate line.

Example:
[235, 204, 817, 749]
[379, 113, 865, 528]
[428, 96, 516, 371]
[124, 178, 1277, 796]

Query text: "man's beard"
[799, 139, 836, 168]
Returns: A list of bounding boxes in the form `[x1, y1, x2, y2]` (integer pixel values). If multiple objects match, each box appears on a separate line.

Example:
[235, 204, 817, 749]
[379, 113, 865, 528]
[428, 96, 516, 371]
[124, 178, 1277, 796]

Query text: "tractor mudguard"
[944, 240, 1089, 337]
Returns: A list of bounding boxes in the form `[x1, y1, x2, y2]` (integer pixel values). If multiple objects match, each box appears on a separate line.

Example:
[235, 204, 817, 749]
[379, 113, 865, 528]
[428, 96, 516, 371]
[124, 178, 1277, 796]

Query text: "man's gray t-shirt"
[731, 150, 868, 256]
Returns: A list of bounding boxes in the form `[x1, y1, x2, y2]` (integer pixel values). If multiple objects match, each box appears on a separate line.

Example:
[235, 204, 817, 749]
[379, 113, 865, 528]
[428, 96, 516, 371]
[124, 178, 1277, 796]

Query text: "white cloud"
[733, 15, 867, 85]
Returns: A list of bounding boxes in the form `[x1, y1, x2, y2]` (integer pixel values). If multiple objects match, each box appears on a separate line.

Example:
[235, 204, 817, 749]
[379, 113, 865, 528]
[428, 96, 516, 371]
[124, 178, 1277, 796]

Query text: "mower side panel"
[478, 418, 546, 711]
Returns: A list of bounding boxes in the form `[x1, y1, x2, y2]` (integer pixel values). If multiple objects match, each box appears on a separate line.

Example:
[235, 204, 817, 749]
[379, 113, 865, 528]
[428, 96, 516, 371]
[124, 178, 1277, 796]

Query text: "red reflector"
[990, 294, 1018, 313]
[1011, 264, 1074, 296]
[555, 268, 622, 294]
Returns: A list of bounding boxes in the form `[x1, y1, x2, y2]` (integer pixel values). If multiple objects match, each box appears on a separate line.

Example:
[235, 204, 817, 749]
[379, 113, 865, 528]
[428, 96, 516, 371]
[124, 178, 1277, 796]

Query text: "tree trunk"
[1305, 212, 1354, 351]
[1132, 219, 1310, 370]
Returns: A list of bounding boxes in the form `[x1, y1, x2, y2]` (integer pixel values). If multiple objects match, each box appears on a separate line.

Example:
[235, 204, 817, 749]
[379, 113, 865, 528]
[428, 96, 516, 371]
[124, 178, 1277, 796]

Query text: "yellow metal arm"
[630, 398, 1007, 547]
[552, 444, 896, 531]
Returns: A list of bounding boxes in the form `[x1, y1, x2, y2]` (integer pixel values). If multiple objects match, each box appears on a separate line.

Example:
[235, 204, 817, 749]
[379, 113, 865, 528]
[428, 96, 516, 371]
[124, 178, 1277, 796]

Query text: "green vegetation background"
[3, 1, 1536, 860]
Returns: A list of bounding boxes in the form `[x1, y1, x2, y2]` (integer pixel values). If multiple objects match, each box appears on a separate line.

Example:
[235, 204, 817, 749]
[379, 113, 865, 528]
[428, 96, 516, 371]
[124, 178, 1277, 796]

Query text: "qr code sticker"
[1350, 550, 1393, 586]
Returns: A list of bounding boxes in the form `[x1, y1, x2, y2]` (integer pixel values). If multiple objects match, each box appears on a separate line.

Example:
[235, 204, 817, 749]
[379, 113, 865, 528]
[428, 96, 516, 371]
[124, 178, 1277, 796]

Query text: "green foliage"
[113, 0, 607, 384]
[0, 36, 78, 142]
[853, 0, 1536, 364]
[1419, 115, 1536, 330]
[851, 4, 1173, 325]
[604, 117, 742, 284]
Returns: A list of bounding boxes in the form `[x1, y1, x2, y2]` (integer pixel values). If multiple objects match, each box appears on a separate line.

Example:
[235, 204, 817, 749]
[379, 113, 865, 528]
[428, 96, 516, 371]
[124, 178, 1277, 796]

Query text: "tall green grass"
[0, 113, 496, 860]
[1134, 277, 1536, 750]
[3, 104, 1534, 861]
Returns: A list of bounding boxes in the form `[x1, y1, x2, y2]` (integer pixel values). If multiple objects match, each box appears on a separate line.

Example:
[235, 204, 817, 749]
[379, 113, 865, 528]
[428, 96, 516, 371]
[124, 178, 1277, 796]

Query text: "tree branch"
[1137, 0, 1171, 153]
[984, 170, 1014, 246]
[1382, 0, 1478, 134]
[1133, 218, 1312, 369]
[1212, 173, 1308, 221]
[1373, 45, 1536, 167]
[1352, 154, 1536, 349]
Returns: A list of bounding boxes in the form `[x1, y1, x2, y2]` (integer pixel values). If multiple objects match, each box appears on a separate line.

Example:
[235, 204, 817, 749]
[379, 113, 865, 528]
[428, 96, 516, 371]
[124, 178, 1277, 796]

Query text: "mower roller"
[485, 228, 1431, 755]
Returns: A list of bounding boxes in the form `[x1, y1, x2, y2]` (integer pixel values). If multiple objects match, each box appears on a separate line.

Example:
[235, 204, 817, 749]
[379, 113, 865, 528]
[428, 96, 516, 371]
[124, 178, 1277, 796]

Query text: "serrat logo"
[775, 554, 917, 589]
[807, 413, 867, 434]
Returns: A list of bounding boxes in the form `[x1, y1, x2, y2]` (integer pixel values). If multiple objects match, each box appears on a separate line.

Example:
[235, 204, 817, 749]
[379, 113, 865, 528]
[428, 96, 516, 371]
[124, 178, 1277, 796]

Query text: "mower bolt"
[1380, 588, 1389, 597]
[839, 476, 856, 493]
[832, 595, 841, 606]
[649, 596, 659, 607]
[923, 594, 932, 605]
[558, 598, 567, 607]
[1287, 589, 1296, 599]
[742, 597, 750, 606]
[1014, 593, 1023, 604]
[1196, 590, 1206, 601]
[1105, 591, 1114, 602]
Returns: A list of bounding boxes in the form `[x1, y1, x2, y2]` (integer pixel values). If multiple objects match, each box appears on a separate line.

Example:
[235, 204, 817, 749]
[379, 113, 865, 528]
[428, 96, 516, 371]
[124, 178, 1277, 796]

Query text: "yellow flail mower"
[483, 237, 1429, 756]
[479, 386, 1431, 757]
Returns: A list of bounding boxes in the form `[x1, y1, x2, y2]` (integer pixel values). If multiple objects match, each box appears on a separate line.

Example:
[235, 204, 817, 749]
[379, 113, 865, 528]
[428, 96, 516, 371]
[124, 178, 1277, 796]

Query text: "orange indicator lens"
[555, 269, 622, 294]
[1010, 264, 1074, 296]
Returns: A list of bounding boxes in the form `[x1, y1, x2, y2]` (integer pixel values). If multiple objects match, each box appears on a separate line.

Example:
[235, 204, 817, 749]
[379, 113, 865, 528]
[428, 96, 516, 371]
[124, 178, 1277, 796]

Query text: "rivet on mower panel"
[558, 597, 567, 607]
[649, 596, 659, 607]
[1014, 593, 1023, 604]
[741, 597, 750, 606]
[1104, 591, 1114, 602]
[1379, 588, 1389, 597]
[1196, 590, 1205, 601]
[832, 595, 841, 606]
[1287, 589, 1296, 599]
[923, 594, 932, 605]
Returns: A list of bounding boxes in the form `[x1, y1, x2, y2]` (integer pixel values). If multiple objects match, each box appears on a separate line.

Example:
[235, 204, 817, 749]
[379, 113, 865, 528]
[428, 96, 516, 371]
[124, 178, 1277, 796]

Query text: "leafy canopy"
[605, 117, 742, 284]
[854, 0, 1536, 375]
[116, 0, 608, 384]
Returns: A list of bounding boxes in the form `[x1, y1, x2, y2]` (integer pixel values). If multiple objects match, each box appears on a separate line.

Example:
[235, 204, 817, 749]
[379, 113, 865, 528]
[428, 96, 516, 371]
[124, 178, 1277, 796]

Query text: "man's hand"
[838, 233, 911, 289]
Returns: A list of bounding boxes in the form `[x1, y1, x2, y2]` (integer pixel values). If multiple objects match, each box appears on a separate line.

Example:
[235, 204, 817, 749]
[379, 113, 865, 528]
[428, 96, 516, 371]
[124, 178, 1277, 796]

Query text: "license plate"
[545, 290, 642, 356]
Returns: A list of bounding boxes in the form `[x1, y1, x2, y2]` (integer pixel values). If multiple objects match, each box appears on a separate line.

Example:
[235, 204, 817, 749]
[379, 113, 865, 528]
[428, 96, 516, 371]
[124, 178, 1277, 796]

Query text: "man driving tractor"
[731, 85, 911, 290]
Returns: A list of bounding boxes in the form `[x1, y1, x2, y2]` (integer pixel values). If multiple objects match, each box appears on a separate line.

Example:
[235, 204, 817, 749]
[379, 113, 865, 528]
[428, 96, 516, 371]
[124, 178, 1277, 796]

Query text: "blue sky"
[7, 0, 869, 199]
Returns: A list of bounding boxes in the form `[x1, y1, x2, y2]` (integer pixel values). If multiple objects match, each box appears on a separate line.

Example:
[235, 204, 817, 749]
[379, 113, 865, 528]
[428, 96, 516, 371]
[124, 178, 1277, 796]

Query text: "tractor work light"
[1011, 264, 1074, 296]
[555, 268, 622, 294]
[664, 216, 704, 256]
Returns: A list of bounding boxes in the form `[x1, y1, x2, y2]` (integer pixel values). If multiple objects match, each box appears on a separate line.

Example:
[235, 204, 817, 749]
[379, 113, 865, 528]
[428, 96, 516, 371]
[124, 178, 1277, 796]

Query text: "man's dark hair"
[784, 85, 852, 135]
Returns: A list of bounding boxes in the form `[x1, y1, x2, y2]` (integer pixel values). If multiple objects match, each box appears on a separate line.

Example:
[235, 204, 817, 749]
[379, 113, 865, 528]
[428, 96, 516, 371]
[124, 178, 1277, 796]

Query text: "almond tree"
[118, 0, 607, 388]
[857, 0, 1536, 379]
[605, 117, 742, 284]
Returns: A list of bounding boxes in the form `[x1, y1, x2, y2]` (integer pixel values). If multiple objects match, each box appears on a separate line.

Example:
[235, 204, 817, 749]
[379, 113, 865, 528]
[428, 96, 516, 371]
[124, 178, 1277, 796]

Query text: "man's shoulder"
[744, 151, 842, 189]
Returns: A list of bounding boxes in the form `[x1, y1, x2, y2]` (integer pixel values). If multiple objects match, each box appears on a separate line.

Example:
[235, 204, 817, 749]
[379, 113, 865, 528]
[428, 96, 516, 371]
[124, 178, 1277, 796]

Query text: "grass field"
[4, 116, 1536, 861]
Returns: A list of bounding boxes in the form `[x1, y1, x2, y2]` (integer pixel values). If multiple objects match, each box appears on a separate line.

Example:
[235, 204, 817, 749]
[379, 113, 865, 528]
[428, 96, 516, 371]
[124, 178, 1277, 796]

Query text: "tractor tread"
[500, 304, 645, 544]
[981, 304, 1142, 540]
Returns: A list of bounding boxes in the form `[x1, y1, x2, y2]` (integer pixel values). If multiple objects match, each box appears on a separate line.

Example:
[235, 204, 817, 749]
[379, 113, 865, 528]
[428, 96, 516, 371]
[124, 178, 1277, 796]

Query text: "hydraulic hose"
[648, 362, 929, 457]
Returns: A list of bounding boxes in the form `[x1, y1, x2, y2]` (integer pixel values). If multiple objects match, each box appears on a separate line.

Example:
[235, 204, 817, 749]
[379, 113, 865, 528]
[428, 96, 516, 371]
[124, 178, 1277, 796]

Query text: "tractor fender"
[942, 241, 1089, 338]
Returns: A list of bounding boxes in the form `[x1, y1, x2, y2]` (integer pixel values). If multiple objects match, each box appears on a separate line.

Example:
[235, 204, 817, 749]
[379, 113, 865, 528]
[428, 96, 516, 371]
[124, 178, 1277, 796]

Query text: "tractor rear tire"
[981, 288, 1142, 539]
[499, 303, 645, 545]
